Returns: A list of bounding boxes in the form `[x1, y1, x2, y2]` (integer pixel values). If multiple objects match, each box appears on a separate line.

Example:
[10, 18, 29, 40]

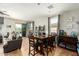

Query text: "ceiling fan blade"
[0, 11, 9, 16]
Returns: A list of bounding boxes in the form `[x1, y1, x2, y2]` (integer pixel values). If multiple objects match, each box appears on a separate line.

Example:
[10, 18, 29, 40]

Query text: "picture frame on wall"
[7, 25, 11, 28]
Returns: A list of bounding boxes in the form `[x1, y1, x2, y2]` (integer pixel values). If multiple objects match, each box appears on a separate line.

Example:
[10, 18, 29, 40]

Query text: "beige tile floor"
[0, 37, 77, 56]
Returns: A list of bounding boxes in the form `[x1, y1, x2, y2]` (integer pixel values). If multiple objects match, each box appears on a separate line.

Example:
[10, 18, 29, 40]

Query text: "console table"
[77, 42, 79, 55]
[58, 36, 78, 51]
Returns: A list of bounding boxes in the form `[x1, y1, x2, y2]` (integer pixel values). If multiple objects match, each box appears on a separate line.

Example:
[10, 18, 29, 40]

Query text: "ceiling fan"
[0, 11, 9, 16]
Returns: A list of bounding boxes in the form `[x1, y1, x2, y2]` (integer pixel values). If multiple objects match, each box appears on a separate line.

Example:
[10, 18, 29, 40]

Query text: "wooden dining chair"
[51, 36, 56, 48]
[28, 36, 38, 56]
[42, 37, 52, 56]
[47, 36, 53, 53]
[44, 36, 55, 56]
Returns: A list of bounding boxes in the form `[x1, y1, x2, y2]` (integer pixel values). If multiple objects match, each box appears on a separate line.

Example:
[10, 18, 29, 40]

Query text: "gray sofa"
[3, 37, 22, 53]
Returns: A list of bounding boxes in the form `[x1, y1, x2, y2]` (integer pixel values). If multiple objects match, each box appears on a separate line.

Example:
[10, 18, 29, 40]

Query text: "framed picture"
[7, 25, 11, 28]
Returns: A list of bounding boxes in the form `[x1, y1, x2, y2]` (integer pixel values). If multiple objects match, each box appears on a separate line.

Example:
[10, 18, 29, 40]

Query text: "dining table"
[33, 35, 56, 55]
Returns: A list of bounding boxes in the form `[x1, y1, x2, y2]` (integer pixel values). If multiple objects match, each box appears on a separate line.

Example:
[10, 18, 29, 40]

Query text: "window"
[49, 16, 58, 34]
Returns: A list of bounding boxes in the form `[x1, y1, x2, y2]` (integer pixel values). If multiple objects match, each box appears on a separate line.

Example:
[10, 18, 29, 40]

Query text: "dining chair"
[45, 36, 55, 55]
[28, 36, 38, 56]
[42, 36, 52, 56]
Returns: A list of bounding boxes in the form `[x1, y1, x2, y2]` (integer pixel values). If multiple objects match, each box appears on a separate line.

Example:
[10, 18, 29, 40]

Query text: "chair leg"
[33, 47, 35, 56]
[47, 47, 48, 56]
[29, 47, 30, 56]
[46, 43, 48, 56]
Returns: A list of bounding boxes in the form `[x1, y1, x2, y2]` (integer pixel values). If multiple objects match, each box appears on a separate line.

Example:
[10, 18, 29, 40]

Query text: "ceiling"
[0, 3, 79, 20]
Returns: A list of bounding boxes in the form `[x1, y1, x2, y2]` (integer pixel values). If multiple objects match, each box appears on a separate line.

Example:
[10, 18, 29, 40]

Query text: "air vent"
[37, 3, 40, 5]
[48, 5, 53, 9]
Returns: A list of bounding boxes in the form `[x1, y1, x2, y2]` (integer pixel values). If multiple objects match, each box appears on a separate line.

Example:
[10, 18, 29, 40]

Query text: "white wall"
[60, 9, 79, 35]
[33, 16, 48, 34]
[1, 17, 16, 36]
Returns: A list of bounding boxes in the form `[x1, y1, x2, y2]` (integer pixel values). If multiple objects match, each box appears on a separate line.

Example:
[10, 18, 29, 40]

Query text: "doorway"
[16, 22, 34, 37]
[16, 24, 22, 37]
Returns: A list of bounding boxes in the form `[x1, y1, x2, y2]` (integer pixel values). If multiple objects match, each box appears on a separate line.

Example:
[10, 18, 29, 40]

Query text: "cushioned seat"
[3, 37, 22, 53]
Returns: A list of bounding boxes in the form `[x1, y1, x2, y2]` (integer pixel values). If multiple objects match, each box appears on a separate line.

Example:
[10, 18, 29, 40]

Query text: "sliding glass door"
[16, 22, 34, 37]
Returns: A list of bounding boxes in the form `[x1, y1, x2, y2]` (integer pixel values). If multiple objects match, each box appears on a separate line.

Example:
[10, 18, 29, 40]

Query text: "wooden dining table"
[33, 35, 56, 55]
[33, 36, 46, 55]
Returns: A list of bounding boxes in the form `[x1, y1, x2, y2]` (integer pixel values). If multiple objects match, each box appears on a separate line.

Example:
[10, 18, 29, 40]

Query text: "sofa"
[3, 37, 22, 53]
